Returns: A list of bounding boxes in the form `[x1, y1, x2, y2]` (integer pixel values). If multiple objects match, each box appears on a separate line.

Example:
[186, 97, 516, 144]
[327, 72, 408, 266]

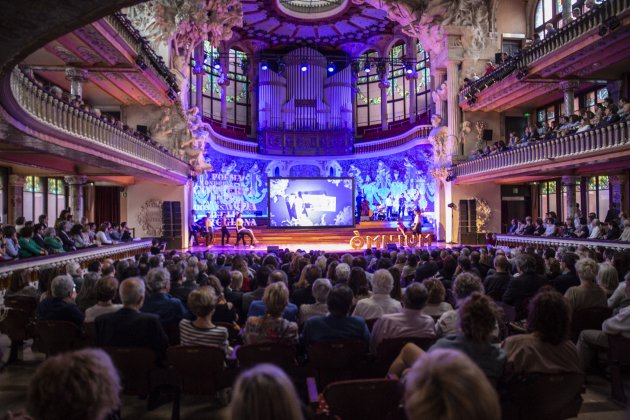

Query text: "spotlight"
[404, 59, 414, 75]
[300, 64, 308, 72]
[212, 57, 221, 70]
[260, 60, 269, 71]
[405, 67, 414, 75]
[327, 62, 335, 73]
[447, 202, 455, 209]
[364, 63, 371, 73]
[166, 89, 177, 101]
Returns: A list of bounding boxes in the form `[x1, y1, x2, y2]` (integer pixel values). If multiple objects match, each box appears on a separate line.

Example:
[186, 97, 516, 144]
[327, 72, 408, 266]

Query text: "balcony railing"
[7, 68, 190, 177]
[354, 124, 432, 154]
[460, 0, 630, 99]
[259, 127, 354, 156]
[496, 234, 630, 252]
[452, 121, 630, 179]
[0, 240, 152, 288]
[107, 12, 179, 92]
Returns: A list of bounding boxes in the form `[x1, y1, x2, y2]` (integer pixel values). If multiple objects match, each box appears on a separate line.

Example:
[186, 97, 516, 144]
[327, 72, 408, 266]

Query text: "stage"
[187, 221, 445, 254]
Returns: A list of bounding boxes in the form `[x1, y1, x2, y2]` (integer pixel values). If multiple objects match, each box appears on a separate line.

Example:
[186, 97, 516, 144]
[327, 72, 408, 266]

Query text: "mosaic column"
[7, 175, 25, 224]
[64, 176, 87, 222]
[194, 45, 204, 111]
[560, 80, 579, 117]
[65, 68, 88, 101]
[248, 56, 259, 138]
[407, 72, 417, 124]
[379, 61, 389, 131]
[562, 175, 579, 219]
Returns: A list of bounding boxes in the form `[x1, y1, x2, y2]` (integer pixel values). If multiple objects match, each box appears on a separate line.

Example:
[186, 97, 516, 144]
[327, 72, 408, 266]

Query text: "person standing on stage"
[221, 213, 231, 246]
[411, 209, 423, 234]
[189, 209, 198, 247]
[204, 212, 214, 246]
[399, 194, 407, 219]
[235, 213, 256, 247]
[385, 193, 393, 221]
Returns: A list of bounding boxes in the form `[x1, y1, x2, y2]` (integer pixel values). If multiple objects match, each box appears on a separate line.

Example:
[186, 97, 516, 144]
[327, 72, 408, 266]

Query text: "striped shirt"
[178, 319, 229, 353]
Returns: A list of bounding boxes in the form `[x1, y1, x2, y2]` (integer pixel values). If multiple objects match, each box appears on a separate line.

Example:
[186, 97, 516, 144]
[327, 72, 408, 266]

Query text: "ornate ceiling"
[236, 0, 398, 48]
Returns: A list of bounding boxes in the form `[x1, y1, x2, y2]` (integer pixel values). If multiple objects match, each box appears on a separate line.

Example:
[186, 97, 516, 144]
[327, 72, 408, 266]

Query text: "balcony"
[0, 67, 190, 183]
[259, 127, 354, 156]
[204, 119, 432, 159]
[460, 0, 630, 112]
[495, 234, 630, 252]
[0, 240, 152, 288]
[452, 121, 630, 183]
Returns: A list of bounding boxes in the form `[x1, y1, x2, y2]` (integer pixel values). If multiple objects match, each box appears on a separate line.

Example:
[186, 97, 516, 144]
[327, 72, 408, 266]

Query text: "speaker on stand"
[161, 201, 182, 250]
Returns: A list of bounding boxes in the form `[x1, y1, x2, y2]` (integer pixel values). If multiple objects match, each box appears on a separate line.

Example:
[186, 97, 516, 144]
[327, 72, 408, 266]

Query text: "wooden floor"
[190, 221, 438, 253]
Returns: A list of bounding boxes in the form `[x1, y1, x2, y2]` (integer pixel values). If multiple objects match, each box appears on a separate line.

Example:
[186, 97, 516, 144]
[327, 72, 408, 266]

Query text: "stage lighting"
[406, 67, 414, 75]
[212, 57, 221, 70]
[166, 89, 177, 100]
[260, 60, 269, 71]
[364, 63, 371, 73]
[327, 62, 335, 73]
[300, 64, 308, 72]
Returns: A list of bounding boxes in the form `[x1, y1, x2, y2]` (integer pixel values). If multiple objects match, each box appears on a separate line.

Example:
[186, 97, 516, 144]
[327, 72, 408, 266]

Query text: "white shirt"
[352, 293, 402, 320]
[84, 303, 122, 323]
[589, 225, 601, 239]
[370, 309, 436, 353]
[95, 231, 113, 245]
[543, 224, 556, 236]
[603, 305, 630, 338]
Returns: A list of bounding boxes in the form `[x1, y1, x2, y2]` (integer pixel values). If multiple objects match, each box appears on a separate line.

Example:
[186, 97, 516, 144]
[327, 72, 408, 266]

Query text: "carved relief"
[137, 199, 164, 237]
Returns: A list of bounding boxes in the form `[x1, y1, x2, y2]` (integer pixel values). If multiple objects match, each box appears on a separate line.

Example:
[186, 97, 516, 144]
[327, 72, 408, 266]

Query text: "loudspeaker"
[136, 125, 148, 135]
[482, 129, 493, 141]
[494, 52, 503, 64]
[460, 232, 479, 245]
[267, 246, 279, 253]
[458, 199, 477, 234]
[162, 201, 182, 238]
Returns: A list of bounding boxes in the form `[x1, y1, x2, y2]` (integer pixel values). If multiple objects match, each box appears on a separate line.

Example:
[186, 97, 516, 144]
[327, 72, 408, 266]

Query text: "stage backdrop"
[192, 145, 435, 225]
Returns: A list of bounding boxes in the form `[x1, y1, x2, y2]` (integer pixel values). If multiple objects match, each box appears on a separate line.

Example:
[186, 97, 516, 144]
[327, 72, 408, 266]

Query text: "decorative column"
[247, 56, 259, 137]
[64, 176, 87, 222]
[433, 68, 447, 121]
[560, 80, 579, 116]
[8, 175, 25, 225]
[378, 61, 389, 131]
[562, 176, 579, 219]
[64, 68, 88, 101]
[194, 45, 204, 111]
[407, 72, 418, 124]
[446, 60, 461, 157]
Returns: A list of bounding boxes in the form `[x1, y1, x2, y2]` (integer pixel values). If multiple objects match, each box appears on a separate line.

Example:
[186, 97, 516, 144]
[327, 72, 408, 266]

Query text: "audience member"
[421, 278, 453, 317]
[242, 282, 298, 345]
[179, 286, 229, 353]
[353, 269, 402, 320]
[564, 258, 607, 312]
[299, 278, 331, 325]
[85, 277, 122, 323]
[141, 267, 189, 324]
[37, 275, 84, 326]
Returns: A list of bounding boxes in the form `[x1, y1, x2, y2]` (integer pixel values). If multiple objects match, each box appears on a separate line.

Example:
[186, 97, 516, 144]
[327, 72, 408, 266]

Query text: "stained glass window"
[534, 0, 563, 37]
[356, 50, 381, 127]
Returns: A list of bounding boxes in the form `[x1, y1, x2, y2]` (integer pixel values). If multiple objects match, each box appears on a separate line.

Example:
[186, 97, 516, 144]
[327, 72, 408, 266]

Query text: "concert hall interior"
[0, 0, 630, 418]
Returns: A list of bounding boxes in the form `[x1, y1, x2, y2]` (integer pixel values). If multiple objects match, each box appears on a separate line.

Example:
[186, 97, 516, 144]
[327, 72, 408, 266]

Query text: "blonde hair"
[187, 286, 217, 318]
[28, 349, 121, 420]
[263, 282, 289, 317]
[404, 349, 500, 420]
[230, 364, 304, 420]
[230, 270, 244, 290]
[596, 262, 619, 294]
[575, 258, 599, 283]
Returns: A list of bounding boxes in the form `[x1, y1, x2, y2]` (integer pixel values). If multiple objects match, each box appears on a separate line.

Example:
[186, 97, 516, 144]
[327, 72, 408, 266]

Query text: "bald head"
[119, 277, 145, 308]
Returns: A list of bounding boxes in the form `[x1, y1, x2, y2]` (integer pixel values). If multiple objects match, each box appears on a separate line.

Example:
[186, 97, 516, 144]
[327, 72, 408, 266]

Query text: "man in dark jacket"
[502, 254, 546, 308]
[415, 251, 439, 282]
[549, 253, 580, 294]
[95, 277, 168, 360]
[483, 255, 511, 301]
[37, 275, 84, 326]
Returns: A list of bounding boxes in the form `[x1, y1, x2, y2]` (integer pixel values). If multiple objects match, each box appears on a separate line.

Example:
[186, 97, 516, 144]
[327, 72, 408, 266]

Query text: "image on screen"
[268, 178, 355, 227]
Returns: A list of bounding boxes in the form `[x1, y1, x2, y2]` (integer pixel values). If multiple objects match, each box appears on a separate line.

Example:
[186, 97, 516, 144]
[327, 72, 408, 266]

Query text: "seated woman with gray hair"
[352, 269, 402, 320]
[179, 286, 229, 354]
[43, 227, 65, 254]
[299, 278, 332, 325]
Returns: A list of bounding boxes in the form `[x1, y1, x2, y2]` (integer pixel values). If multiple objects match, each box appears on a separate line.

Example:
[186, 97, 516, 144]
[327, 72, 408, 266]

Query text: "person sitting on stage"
[235, 213, 256, 247]
[204, 212, 214, 246]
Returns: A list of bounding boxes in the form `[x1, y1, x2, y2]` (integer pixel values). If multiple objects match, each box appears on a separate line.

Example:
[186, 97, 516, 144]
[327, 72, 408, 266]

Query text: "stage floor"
[185, 221, 453, 254]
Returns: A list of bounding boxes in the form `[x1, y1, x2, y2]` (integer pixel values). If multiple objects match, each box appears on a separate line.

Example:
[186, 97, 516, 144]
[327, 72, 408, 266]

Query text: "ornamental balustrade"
[452, 121, 630, 178]
[496, 234, 630, 251]
[0, 240, 153, 288]
[8, 68, 190, 177]
[460, 0, 630, 100]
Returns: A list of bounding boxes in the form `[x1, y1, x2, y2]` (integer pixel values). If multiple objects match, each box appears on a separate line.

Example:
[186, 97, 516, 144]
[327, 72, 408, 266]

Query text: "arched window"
[415, 41, 431, 121]
[198, 42, 250, 127]
[386, 41, 409, 123]
[356, 50, 381, 128]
